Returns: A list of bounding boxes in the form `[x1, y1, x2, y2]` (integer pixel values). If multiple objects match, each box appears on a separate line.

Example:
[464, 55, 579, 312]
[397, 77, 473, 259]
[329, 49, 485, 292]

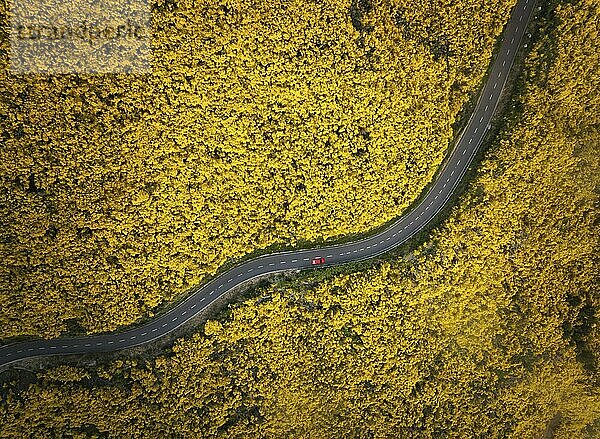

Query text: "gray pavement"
[0, 0, 537, 368]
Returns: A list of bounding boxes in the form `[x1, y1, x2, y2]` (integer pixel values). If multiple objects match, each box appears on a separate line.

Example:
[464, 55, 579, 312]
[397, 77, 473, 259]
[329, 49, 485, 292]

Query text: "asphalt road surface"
[0, 0, 537, 368]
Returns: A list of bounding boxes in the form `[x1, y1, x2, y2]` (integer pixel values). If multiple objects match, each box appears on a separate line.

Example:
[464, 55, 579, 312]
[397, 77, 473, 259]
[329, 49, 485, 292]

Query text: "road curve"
[0, 0, 536, 368]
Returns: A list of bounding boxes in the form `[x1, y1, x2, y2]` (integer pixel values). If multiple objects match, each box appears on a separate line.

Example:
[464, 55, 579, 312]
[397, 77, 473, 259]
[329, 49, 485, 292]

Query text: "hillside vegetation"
[1, 0, 598, 437]
[0, 0, 514, 338]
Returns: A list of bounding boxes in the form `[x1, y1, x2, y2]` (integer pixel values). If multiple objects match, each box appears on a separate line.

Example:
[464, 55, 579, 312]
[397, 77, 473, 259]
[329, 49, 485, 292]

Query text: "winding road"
[0, 0, 536, 368]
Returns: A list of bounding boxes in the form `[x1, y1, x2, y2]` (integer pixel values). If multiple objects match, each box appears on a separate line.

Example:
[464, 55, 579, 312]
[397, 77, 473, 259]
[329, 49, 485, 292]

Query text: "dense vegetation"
[0, 0, 514, 338]
[1, 0, 598, 437]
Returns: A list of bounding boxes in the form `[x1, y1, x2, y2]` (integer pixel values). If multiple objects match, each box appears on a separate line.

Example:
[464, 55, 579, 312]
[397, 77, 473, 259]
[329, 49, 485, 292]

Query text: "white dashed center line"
[0, 2, 531, 364]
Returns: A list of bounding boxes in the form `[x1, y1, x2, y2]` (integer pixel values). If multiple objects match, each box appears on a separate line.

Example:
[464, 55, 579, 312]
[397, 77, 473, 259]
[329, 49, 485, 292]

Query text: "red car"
[311, 257, 326, 265]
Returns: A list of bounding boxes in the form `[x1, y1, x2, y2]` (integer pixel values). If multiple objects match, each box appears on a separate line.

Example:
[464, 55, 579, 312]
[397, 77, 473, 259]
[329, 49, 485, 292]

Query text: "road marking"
[129, 336, 136, 340]
[446, 178, 450, 182]
[489, 93, 493, 100]
[326, 255, 333, 258]
[269, 263, 275, 266]
[209, 291, 214, 295]
[409, 221, 414, 225]
[200, 297, 206, 302]
[468, 138, 472, 144]
[494, 82, 498, 89]
[474, 127, 478, 134]
[393, 233, 397, 237]
[38, 347, 45, 350]
[247, 269, 253, 273]
[0, 9, 531, 363]
[16, 350, 22, 353]
[502, 60, 506, 66]
[434, 195, 439, 200]
[238, 273, 243, 277]
[479, 116, 483, 123]
[443, 183, 447, 188]
[172, 317, 178, 322]
[161, 323, 167, 327]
